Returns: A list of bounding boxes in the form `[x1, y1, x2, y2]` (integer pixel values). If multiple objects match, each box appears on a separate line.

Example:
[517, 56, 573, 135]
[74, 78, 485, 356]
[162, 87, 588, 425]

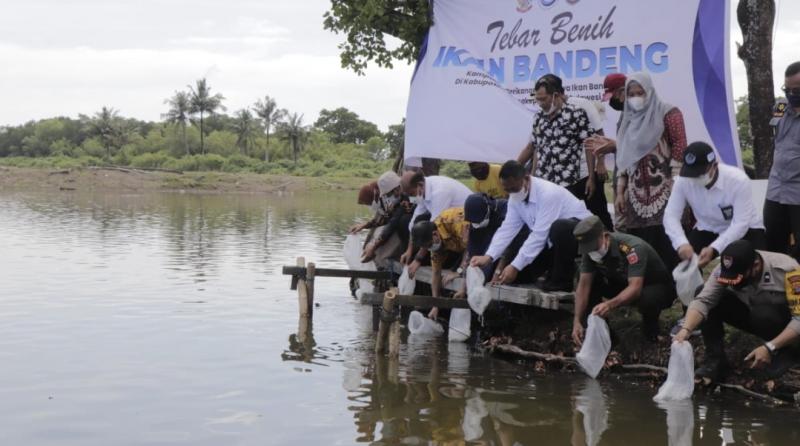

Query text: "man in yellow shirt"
[411, 207, 470, 320]
[469, 162, 508, 199]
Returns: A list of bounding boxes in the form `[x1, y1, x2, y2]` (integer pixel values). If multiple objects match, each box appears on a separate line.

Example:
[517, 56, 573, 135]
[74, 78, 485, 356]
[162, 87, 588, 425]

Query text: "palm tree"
[253, 95, 286, 162]
[188, 78, 225, 155]
[231, 109, 259, 156]
[89, 106, 121, 160]
[281, 112, 307, 164]
[162, 91, 192, 155]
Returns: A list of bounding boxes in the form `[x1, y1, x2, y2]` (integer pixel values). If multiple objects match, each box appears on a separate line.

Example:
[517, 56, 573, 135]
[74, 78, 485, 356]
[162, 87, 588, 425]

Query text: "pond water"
[0, 191, 798, 445]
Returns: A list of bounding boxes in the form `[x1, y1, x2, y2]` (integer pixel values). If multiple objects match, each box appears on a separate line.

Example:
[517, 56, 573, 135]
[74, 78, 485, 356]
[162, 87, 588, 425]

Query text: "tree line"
[0, 78, 408, 177]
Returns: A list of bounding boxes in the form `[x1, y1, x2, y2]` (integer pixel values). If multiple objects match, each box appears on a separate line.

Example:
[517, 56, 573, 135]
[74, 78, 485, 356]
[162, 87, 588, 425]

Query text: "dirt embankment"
[0, 166, 365, 194]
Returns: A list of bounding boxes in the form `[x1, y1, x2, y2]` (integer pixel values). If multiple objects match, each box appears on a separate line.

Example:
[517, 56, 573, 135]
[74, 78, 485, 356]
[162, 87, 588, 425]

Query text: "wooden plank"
[282, 266, 392, 280]
[360, 292, 470, 309]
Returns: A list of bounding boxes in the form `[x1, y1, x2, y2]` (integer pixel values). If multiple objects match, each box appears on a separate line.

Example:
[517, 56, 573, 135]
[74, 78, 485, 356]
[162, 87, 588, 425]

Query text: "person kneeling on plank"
[410, 207, 470, 320]
[664, 141, 766, 269]
[572, 216, 677, 344]
[674, 240, 800, 381]
[361, 171, 415, 265]
[470, 160, 591, 291]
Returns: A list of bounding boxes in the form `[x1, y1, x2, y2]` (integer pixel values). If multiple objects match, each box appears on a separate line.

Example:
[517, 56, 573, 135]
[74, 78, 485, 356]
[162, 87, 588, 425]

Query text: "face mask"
[508, 183, 528, 202]
[628, 97, 645, 111]
[409, 195, 421, 205]
[788, 93, 800, 108]
[588, 238, 609, 263]
[369, 202, 380, 213]
[472, 216, 490, 229]
[693, 173, 712, 186]
[429, 241, 442, 252]
[609, 97, 624, 112]
[382, 195, 400, 209]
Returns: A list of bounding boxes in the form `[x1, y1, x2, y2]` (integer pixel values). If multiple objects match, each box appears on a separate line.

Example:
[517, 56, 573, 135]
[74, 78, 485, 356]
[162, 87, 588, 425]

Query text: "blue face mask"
[788, 93, 800, 108]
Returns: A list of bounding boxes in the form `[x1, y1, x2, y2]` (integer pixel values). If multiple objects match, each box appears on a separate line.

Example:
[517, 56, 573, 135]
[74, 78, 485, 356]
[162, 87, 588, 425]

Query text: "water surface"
[0, 191, 798, 445]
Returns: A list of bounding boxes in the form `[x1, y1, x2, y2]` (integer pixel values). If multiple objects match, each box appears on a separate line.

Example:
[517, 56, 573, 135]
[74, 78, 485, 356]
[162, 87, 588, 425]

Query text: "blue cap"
[464, 193, 490, 223]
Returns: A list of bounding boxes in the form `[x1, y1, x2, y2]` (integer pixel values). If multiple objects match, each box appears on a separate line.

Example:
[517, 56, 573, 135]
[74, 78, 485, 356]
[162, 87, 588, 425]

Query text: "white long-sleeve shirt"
[408, 176, 473, 231]
[664, 164, 764, 253]
[485, 176, 592, 270]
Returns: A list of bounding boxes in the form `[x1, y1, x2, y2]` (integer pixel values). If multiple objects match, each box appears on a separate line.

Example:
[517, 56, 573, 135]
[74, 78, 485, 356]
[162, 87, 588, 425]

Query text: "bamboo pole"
[306, 262, 316, 319]
[375, 289, 398, 355]
[297, 257, 309, 318]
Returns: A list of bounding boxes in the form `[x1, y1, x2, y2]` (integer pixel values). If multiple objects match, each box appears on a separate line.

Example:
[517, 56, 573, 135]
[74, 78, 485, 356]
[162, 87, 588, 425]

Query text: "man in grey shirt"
[765, 61, 800, 260]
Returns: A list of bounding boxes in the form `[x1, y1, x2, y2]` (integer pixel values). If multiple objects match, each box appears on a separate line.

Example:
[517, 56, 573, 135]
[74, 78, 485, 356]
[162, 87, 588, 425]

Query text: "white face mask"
[409, 195, 421, 205]
[369, 201, 380, 213]
[588, 238, 609, 263]
[472, 216, 490, 229]
[694, 172, 712, 186]
[508, 183, 528, 202]
[429, 241, 442, 252]
[628, 97, 646, 111]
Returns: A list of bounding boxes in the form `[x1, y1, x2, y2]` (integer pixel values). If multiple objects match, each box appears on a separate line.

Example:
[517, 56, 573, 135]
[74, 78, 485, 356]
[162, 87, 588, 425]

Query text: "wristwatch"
[765, 341, 777, 355]
[456, 267, 464, 277]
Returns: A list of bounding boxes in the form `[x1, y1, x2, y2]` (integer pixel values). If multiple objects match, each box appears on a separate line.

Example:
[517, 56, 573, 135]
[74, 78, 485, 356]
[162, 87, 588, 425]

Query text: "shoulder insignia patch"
[619, 243, 631, 254]
[785, 269, 800, 317]
[627, 252, 639, 265]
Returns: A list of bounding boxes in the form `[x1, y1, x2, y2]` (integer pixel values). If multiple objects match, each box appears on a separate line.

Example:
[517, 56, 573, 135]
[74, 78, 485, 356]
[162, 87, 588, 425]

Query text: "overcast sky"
[1, 0, 798, 130]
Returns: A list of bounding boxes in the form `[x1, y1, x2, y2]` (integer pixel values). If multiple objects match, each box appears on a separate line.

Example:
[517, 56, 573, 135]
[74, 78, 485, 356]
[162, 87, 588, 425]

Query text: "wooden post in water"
[305, 262, 316, 319]
[387, 288, 401, 359]
[375, 289, 398, 355]
[296, 257, 309, 318]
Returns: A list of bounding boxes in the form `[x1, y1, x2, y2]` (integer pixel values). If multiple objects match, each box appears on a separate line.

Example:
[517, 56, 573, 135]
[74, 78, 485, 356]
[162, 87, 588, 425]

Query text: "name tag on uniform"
[720, 205, 734, 221]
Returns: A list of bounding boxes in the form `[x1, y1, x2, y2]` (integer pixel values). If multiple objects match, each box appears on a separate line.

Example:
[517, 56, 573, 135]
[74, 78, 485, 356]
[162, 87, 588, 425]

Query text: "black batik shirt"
[531, 102, 594, 187]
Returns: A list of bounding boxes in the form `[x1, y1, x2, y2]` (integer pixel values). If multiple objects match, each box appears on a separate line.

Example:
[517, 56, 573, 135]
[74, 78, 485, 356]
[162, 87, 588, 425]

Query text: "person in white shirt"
[664, 142, 766, 268]
[471, 160, 593, 291]
[399, 170, 472, 271]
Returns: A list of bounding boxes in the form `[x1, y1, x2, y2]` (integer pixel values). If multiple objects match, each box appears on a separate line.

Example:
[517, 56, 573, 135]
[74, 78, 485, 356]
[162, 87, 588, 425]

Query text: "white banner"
[405, 0, 740, 167]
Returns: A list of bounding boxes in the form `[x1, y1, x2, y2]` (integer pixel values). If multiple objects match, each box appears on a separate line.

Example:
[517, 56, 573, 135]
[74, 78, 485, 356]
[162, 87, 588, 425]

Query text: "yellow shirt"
[473, 163, 508, 199]
[431, 207, 469, 269]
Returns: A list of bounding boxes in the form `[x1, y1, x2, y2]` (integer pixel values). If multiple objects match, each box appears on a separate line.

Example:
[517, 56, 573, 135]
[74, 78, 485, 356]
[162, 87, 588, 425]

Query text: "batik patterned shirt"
[531, 102, 594, 187]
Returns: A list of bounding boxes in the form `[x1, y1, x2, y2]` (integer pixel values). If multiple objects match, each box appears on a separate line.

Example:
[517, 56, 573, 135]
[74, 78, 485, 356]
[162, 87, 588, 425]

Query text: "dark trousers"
[628, 225, 681, 272]
[701, 290, 791, 363]
[687, 228, 766, 255]
[567, 177, 614, 231]
[514, 218, 579, 285]
[584, 275, 676, 335]
[764, 199, 800, 261]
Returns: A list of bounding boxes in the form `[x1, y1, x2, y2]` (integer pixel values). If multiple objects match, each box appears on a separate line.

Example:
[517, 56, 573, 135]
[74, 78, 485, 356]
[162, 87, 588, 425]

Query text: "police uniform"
[575, 216, 677, 337]
[765, 99, 800, 260]
[689, 241, 800, 370]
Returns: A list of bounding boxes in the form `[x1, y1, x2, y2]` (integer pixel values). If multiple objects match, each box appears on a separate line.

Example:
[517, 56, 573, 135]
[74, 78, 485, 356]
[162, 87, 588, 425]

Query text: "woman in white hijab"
[615, 72, 687, 270]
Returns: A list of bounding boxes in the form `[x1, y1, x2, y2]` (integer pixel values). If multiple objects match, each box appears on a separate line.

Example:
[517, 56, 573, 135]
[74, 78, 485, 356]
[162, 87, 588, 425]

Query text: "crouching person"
[572, 216, 677, 344]
[410, 207, 470, 320]
[674, 240, 800, 381]
[361, 171, 415, 266]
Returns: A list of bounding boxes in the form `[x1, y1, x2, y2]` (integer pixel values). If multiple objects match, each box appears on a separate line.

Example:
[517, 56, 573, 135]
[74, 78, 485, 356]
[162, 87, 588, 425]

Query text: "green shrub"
[130, 152, 172, 169]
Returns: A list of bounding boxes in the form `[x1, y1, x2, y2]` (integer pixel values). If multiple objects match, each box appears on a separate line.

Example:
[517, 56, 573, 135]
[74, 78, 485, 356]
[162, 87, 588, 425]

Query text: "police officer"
[572, 216, 677, 344]
[664, 141, 766, 268]
[674, 240, 800, 380]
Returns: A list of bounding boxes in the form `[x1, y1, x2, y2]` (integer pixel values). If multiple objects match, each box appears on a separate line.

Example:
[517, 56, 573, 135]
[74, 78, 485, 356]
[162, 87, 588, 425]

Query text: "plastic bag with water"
[466, 266, 492, 315]
[448, 308, 471, 342]
[398, 265, 416, 295]
[672, 254, 704, 306]
[343, 234, 376, 298]
[576, 315, 612, 379]
[653, 342, 695, 401]
[407, 310, 444, 337]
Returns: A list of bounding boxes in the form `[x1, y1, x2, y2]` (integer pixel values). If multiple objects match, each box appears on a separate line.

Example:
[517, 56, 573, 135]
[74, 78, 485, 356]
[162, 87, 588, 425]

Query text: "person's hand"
[495, 265, 518, 285]
[443, 271, 460, 285]
[470, 255, 492, 268]
[698, 247, 716, 268]
[361, 243, 377, 263]
[427, 307, 439, 321]
[349, 222, 366, 234]
[745, 345, 772, 369]
[408, 260, 421, 279]
[591, 301, 615, 318]
[453, 289, 466, 300]
[614, 193, 626, 216]
[585, 176, 596, 199]
[400, 248, 413, 265]
[677, 244, 694, 262]
[673, 326, 692, 343]
[585, 135, 616, 156]
[595, 162, 609, 183]
[572, 322, 585, 347]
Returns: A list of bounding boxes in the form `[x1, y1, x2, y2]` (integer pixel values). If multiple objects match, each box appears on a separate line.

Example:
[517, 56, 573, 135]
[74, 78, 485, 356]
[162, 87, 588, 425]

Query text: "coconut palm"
[231, 109, 259, 156]
[188, 78, 226, 154]
[280, 112, 307, 164]
[162, 91, 192, 155]
[89, 106, 121, 160]
[253, 96, 286, 162]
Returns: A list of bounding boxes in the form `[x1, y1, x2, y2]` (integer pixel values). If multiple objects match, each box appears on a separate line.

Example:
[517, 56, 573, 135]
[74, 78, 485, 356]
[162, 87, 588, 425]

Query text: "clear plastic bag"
[576, 315, 612, 378]
[343, 234, 376, 296]
[398, 265, 416, 295]
[672, 254, 704, 306]
[448, 308, 471, 342]
[654, 342, 695, 401]
[466, 266, 492, 315]
[407, 310, 444, 337]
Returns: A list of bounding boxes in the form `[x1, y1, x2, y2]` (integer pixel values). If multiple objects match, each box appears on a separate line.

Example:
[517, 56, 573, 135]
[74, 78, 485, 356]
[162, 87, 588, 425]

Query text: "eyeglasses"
[782, 86, 800, 96]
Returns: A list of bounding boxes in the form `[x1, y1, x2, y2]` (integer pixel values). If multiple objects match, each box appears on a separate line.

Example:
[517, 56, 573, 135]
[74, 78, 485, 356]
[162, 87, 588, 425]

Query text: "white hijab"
[616, 72, 675, 173]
